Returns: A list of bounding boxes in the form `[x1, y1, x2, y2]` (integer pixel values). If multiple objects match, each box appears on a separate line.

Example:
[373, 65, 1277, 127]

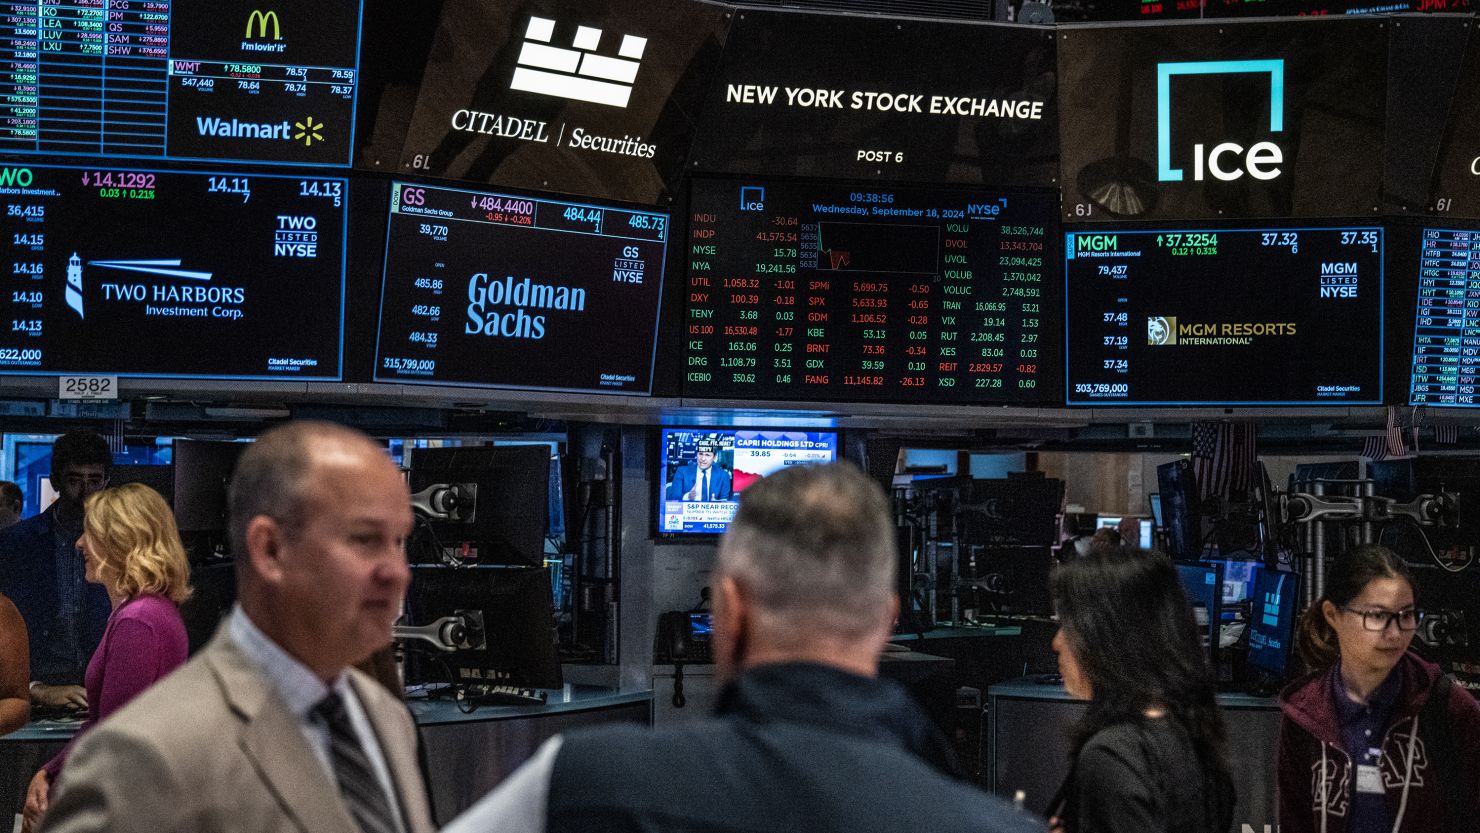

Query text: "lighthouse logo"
[66, 253, 83, 319]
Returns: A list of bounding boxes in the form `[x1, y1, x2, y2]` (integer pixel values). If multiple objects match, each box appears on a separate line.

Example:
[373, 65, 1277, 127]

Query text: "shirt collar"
[1331, 661, 1403, 725]
[228, 605, 346, 720]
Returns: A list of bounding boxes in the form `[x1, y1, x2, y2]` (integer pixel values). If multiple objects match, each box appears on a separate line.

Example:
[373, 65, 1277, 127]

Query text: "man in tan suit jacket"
[40, 422, 435, 833]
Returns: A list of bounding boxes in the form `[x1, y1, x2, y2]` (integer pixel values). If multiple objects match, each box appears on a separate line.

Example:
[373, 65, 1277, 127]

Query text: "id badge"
[1356, 764, 1386, 795]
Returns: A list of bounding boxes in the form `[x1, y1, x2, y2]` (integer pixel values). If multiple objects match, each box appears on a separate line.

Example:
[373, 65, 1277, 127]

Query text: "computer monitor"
[409, 446, 549, 566]
[1158, 460, 1205, 561]
[110, 465, 174, 504]
[1174, 561, 1224, 668]
[403, 565, 562, 690]
[1149, 494, 1164, 527]
[1248, 569, 1301, 679]
[172, 441, 248, 534]
[1097, 515, 1153, 549]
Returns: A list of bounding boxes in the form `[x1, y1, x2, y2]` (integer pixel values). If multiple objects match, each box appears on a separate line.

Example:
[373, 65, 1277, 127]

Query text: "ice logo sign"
[1157, 60, 1284, 183]
[66, 252, 84, 319]
[509, 16, 647, 108]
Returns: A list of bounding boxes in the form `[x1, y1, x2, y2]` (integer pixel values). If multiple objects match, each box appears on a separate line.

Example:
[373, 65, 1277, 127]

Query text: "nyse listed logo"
[510, 16, 646, 108]
[613, 245, 645, 284]
[1319, 262, 1359, 298]
[66, 253, 83, 319]
[1148, 316, 1176, 345]
[1157, 60, 1284, 183]
[274, 215, 318, 258]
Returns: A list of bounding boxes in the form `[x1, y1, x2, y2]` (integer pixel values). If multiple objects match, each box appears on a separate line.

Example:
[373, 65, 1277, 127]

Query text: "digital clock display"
[682, 179, 1062, 404]
[1065, 225, 1384, 405]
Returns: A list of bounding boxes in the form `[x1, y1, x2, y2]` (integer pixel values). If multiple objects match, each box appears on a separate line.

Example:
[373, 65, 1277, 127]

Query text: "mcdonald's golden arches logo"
[245, 9, 281, 40]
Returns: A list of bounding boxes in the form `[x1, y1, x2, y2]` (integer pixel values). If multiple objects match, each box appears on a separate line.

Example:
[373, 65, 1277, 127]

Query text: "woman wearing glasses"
[1278, 544, 1480, 833]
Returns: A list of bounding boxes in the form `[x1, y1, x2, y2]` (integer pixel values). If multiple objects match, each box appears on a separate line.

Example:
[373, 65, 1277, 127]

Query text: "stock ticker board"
[681, 180, 1061, 404]
[1065, 226, 1384, 406]
[0, 163, 347, 379]
[374, 181, 668, 395]
[0, 0, 362, 166]
[1410, 228, 1480, 407]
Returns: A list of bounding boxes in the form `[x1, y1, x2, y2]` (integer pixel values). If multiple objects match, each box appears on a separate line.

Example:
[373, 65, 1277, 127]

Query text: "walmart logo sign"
[1157, 59, 1284, 183]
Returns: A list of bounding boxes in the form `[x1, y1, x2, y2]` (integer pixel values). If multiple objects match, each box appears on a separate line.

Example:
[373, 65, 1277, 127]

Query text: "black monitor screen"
[1410, 228, 1480, 407]
[0, 0, 363, 166]
[404, 565, 562, 690]
[409, 445, 549, 566]
[172, 440, 246, 533]
[1175, 561, 1223, 667]
[0, 163, 347, 379]
[375, 182, 668, 394]
[1248, 569, 1300, 677]
[1158, 460, 1204, 561]
[682, 178, 1061, 404]
[1065, 226, 1384, 405]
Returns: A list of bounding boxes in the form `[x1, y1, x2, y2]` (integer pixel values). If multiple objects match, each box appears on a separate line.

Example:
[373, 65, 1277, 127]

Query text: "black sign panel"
[0, 0, 362, 166]
[1058, 19, 1386, 223]
[1383, 16, 1472, 215]
[0, 163, 347, 379]
[1413, 25, 1480, 219]
[387, 0, 728, 205]
[689, 11, 1057, 188]
[375, 181, 668, 394]
[1065, 225, 1383, 405]
[682, 179, 1061, 404]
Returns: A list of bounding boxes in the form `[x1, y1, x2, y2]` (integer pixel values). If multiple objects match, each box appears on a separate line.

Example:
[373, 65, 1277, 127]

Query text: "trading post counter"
[1, 685, 654, 827]
[987, 678, 1280, 831]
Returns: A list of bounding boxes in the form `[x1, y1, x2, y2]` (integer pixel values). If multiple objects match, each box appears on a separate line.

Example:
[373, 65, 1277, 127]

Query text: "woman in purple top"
[22, 482, 191, 832]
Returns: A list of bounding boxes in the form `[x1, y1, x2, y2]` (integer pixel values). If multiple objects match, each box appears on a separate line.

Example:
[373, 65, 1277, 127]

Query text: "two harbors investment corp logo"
[1157, 59, 1285, 183]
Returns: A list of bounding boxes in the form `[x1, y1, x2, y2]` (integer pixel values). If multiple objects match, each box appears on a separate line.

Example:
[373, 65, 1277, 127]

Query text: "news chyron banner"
[689, 11, 1058, 187]
[388, 0, 729, 205]
[1058, 19, 1386, 223]
[1403, 24, 1480, 218]
[374, 182, 668, 395]
[0, 163, 347, 380]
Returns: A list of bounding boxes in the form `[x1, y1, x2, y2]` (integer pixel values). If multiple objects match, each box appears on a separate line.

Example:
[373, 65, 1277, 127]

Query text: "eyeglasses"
[1340, 606, 1425, 632]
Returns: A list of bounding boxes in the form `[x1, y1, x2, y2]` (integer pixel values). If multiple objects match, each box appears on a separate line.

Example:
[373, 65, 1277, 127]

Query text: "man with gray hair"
[444, 461, 1043, 833]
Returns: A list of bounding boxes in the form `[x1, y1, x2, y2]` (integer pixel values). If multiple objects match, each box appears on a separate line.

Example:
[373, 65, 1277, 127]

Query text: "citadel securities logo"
[1148, 316, 1176, 345]
[1157, 60, 1285, 183]
[509, 16, 647, 109]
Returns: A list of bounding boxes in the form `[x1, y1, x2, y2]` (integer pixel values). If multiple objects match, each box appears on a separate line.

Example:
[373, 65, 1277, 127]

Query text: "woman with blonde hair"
[23, 483, 191, 831]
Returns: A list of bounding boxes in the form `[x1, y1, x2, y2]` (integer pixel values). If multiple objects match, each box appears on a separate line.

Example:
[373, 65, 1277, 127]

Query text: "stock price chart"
[375, 182, 668, 394]
[0, 162, 347, 378]
[1411, 228, 1480, 407]
[1065, 227, 1383, 405]
[0, 0, 361, 165]
[683, 180, 1060, 404]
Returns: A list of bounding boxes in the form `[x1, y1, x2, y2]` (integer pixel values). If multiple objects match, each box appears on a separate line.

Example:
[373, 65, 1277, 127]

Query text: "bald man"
[43, 421, 434, 833]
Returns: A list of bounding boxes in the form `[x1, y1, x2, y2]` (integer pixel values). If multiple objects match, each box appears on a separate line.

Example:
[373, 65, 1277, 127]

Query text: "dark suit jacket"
[43, 626, 437, 833]
[0, 507, 110, 684]
[666, 464, 733, 502]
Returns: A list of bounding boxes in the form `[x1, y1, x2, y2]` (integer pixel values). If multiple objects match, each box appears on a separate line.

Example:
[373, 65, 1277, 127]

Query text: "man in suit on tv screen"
[666, 440, 733, 502]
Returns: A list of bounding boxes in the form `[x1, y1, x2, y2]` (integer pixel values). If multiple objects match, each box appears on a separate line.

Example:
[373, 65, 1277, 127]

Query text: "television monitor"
[1065, 225, 1384, 406]
[0, 0, 364, 167]
[1175, 561, 1224, 668]
[1248, 569, 1301, 678]
[409, 446, 548, 566]
[1158, 460, 1205, 561]
[403, 565, 562, 690]
[657, 428, 838, 535]
[1411, 228, 1480, 407]
[681, 178, 1062, 405]
[374, 182, 668, 395]
[172, 441, 248, 534]
[0, 164, 348, 380]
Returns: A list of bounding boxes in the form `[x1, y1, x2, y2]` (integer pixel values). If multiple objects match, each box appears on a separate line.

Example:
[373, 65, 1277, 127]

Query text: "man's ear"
[244, 516, 287, 584]
[713, 575, 749, 680]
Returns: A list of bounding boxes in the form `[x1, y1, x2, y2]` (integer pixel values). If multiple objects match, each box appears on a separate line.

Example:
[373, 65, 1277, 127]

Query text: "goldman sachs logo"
[1157, 59, 1285, 183]
[509, 16, 647, 108]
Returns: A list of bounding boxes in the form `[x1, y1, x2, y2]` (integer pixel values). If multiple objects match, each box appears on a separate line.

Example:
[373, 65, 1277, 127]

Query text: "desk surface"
[892, 624, 1024, 641]
[5, 685, 653, 741]
[989, 676, 1278, 709]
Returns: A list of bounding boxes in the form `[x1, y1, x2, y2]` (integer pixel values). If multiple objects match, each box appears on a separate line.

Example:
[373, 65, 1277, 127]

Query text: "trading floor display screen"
[0, 0, 362, 166]
[0, 163, 348, 379]
[1065, 226, 1383, 406]
[376, 181, 668, 394]
[1411, 228, 1480, 407]
[683, 180, 1060, 403]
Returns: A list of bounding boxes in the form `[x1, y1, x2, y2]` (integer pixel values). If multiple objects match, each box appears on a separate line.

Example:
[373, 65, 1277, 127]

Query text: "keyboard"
[461, 684, 547, 707]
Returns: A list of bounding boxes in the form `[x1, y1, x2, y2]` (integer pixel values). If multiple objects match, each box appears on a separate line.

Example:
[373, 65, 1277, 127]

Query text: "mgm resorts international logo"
[67, 256, 247, 321]
[509, 16, 647, 108]
[1148, 315, 1296, 346]
[1157, 59, 1285, 183]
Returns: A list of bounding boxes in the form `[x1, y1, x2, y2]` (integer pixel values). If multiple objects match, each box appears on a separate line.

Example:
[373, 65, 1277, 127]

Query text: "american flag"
[1434, 424, 1459, 445]
[1191, 422, 1257, 499]
[1363, 407, 1412, 461]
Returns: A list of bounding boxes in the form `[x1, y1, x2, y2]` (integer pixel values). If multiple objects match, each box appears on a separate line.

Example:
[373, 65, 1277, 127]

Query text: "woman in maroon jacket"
[21, 483, 191, 832]
[1278, 544, 1480, 833]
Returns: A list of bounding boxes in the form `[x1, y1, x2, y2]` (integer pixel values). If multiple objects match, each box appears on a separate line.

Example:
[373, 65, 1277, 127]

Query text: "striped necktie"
[313, 692, 402, 833]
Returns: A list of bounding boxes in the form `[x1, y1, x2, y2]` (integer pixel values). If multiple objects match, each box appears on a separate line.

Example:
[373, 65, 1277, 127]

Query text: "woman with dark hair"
[1046, 546, 1234, 833]
[1278, 544, 1480, 833]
